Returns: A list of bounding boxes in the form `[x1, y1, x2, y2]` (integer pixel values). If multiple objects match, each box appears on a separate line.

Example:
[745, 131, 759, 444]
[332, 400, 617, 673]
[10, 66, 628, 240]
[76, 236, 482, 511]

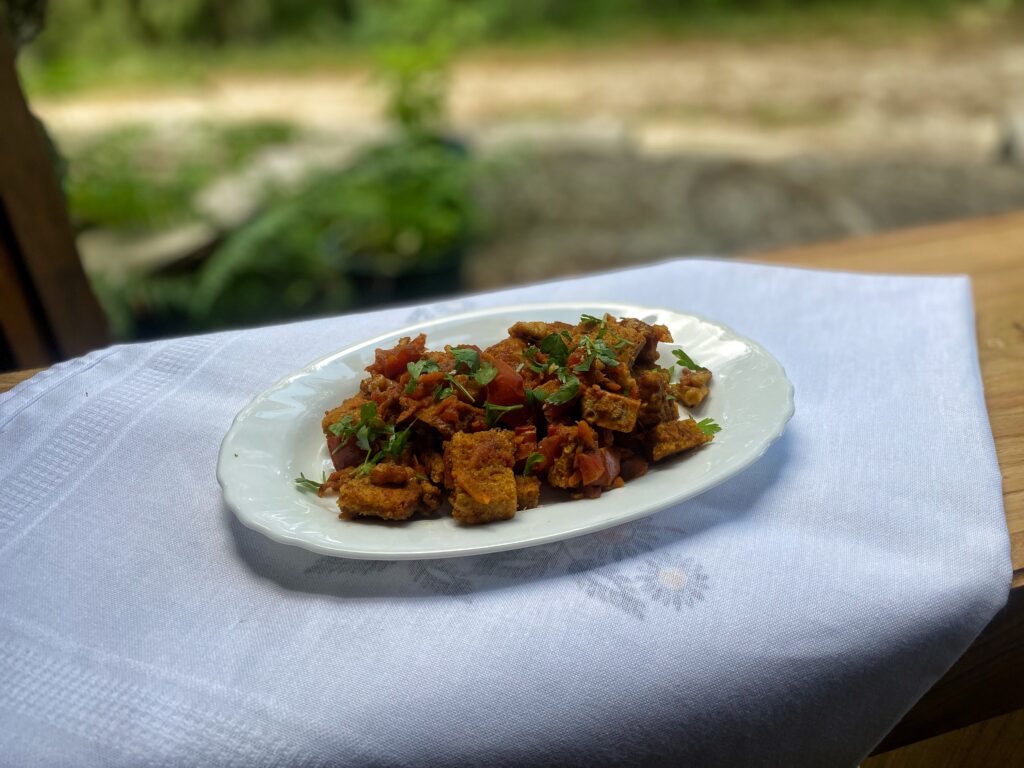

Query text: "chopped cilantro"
[673, 348, 703, 372]
[450, 347, 481, 373]
[546, 370, 581, 405]
[696, 418, 721, 436]
[355, 423, 414, 476]
[522, 346, 547, 373]
[354, 452, 384, 477]
[444, 373, 474, 402]
[573, 334, 621, 373]
[474, 361, 498, 387]
[330, 403, 388, 452]
[525, 387, 549, 407]
[524, 452, 545, 476]
[484, 401, 524, 428]
[328, 414, 357, 441]
[294, 472, 324, 493]
[405, 359, 440, 394]
[386, 424, 412, 459]
[539, 333, 570, 366]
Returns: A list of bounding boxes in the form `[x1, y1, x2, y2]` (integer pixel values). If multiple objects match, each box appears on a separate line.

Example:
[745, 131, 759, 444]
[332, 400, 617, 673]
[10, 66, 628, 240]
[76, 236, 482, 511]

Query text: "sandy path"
[30, 38, 1024, 159]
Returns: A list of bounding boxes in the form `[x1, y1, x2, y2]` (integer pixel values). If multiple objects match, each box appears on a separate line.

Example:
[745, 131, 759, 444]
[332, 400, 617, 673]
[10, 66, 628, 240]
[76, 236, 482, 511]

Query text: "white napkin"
[0, 259, 1009, 767]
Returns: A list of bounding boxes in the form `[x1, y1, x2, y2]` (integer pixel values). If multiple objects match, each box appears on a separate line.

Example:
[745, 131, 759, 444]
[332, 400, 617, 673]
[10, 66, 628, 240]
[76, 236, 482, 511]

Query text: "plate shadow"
[226, 431, 795, 603]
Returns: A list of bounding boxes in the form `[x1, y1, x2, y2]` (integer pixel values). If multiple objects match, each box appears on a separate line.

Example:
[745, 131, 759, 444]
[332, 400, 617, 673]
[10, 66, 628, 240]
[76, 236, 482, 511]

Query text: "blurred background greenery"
[17, 0, 1016, 95]
[8, 0, 1024, 339]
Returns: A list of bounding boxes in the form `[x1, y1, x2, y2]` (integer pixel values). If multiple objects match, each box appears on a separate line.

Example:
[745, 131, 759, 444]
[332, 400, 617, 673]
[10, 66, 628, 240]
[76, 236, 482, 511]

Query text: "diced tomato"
[441, 401, 460, 423]
[577, 420, 597, 450]
[537, 433, 565, 469]
[485, 357, 525, 405]
[619, 454, 648, 481]
[542, 400, 576, 424]
[577, 450, 606, 486]
[601, 447, 621, 484]
[485, 356, 528, 426]
[408, 371, 445, 400]
[576, 447, 621, 487]
[512, 425, 538, 462]
[366, 334, 426, 380]
[327, 434, 363, 470]
[566, 347, 587, 370]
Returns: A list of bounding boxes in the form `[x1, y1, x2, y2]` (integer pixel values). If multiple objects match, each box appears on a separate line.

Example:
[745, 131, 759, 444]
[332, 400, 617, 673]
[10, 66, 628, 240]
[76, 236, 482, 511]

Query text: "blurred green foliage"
[67, 122, 295, 230]
[19, 0, 1020, 94]
[359, 0, 485, 135]
[93, 136, 479, 338]
[86, 0, 482, 339]
[192, 138, 477, 330]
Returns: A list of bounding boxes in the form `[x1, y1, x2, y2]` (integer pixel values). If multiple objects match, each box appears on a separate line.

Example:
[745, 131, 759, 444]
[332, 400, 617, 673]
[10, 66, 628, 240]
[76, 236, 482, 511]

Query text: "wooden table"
[2, 212, 1022, 760]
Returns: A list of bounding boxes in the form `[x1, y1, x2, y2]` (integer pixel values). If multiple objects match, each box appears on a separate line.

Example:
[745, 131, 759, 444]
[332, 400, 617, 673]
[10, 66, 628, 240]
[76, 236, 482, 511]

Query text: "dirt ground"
[34, 37, 1024, 155]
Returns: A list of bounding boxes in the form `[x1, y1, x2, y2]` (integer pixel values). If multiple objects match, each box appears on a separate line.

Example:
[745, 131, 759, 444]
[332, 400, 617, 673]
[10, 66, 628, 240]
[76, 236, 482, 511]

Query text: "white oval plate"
[218, 303, 793, 560]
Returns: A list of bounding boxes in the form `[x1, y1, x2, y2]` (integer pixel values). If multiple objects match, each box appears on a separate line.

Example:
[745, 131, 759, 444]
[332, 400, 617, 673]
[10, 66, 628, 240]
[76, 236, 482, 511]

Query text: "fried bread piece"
[670, 368, 713, 408]
[581, 385, 642, 432]
[443, 430, 518, 524]
[635, 367, 677, 428]
[417, 395, 485, 438]
[616, 317, 672, 366]
[546, 424, 581, 489]
[485, 336, 529, 370]
[507, 320, 574, 343]
[334, 464, 442, 521]
[515, 475, 541, 510]
[321, 394, 368, 435]
[645, 418, 712, 462]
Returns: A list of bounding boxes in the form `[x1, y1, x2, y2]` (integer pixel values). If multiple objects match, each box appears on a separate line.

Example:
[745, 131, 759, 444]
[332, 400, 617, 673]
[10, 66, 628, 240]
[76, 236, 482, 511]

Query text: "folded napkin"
[0, 259, 1009, 767]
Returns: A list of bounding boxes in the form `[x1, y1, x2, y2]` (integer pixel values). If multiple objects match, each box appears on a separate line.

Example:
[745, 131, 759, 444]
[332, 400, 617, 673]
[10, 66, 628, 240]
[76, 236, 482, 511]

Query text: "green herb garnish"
[326, 401, 417, 476]
[387, 424, 412, 459]
[580, 313, 605, 327]
[484, 401, 524, 428]
[523, 452, 545, 476]
[434, 385, 454, 401]
[525, 387, 549, 407]
[573, 334, 622, 373]
[447, 346, 494, 394]
[355, 401, 389, 451]
[539, 333, 570, 367]
[673, 348, 703, 372]
[546, 370, 581, 405]
[696, 418, 721, 436]
[354, 452, 384, 477]
[328, 403, 388, 454]
[474, 361, 498, 387]
[450, 347, 481, 373]
[327, 415, 358, 453]
[405, 359, 440, 394]
[355, 423, 414, 476]
[522, 346, 547, 373]
[444, 373, 474, 402]
[295, 472, 324, 493]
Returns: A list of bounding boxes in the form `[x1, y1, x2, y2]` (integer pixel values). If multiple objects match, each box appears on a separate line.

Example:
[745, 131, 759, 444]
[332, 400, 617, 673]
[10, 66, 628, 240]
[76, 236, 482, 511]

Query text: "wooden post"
[0, 27, 108, 369]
